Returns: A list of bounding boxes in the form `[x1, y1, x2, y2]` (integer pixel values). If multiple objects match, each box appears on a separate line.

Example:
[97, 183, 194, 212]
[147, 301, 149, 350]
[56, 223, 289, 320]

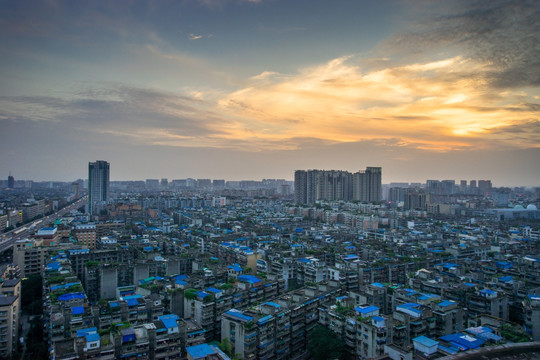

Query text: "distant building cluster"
[294, 167, 382, 205]
[112, 178, 293, 193]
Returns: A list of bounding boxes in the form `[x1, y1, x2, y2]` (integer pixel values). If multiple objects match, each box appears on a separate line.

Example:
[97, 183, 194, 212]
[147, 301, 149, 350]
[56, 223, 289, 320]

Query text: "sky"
[1, 0, 539, 186]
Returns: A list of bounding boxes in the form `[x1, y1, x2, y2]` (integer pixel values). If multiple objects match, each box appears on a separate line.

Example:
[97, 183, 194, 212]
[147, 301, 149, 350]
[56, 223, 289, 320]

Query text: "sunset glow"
[1, 0, 538, 184]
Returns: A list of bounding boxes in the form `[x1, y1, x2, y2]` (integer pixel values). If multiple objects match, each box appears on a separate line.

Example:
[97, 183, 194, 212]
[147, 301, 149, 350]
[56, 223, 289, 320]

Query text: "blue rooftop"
[438, 300, 456, 308]
[480, 289, 497, 295]
[72, 306, 84, 315]
[263, 301, 281, 308]
[225, 309, 253, 322]
[397, 303, 423, 315]
[86, 333, 100, 342]
[123, 294, 142, 307]
[76, 327, 97, 338]
[205, 287, 222, 294]
[438, 262, 460, 269]
[228, 264, 243, 272]
[159, 314, 179, 329]
[197, 291, 209, 298]
[414, 335, 439, 348]
[238, 275, 261, 284]
[419, 293, 440, 301]
[439, 333, 484, 350]
[257, 315, 273, 325]
[186, 344, 217, 359]
[46, 262, 61, 271]
[123, 294, 142, 299]
[354, 305, 379, 314]
[58, 292, 85, 301]
[125, 298, 139, 306]
[173, 274, 189, 282]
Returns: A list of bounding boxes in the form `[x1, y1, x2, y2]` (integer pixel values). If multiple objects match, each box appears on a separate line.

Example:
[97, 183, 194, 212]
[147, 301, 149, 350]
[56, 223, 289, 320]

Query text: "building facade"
[294, 167, 382, 205]
[88, 160, 110, 215]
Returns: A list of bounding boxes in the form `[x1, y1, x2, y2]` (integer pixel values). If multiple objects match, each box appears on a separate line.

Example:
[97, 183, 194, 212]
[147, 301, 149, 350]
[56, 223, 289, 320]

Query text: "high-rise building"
[441, 180, 456, 195]
[294, 169, 325, 205]
[294, 170, 308, 204]
[213, 179, 226, 189]
[7, 173, 14, 189]
[353, 167, 382, 202]
[389, 187, 407, 202]
[146, 179, 159, 189]
[88, 160, 110, 215]
[197, 179, 212, 188]
[478, 179, 492, 194]
[0, 279, 20, 358]
[294, 167, 381, 205]
[404, 189, 427, 210]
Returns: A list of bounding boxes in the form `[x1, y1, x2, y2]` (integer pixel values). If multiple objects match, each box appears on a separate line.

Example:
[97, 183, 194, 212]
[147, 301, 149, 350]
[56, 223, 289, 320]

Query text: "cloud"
[217, 54, 539, 151]
[382, 0, 540, 89]
[189, 33, 203, 40]
[0, 85, 239, 148]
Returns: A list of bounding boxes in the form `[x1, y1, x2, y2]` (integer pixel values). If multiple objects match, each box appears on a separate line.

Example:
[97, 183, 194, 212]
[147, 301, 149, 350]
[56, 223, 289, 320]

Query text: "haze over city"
[1, 0, 539, 186]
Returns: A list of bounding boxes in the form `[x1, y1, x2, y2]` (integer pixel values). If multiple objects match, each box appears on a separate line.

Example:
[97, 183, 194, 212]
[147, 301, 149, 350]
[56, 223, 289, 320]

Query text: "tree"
[219, 338, 234, 357]
[307, 325, 345, 360]
[500, 323, 530, 343]
[22, 275, 43, 315]
[25, 316, 48, 359]
[184, 289, 198, 300]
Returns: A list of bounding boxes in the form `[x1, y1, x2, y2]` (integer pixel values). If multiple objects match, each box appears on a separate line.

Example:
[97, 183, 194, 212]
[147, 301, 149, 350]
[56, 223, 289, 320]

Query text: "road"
[0, 196, 87, 252]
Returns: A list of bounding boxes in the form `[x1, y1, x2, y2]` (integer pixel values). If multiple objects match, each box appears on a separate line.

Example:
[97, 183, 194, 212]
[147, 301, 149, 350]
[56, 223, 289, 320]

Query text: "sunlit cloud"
[189, 33, 203, 40]
[217, 54, 539, 151]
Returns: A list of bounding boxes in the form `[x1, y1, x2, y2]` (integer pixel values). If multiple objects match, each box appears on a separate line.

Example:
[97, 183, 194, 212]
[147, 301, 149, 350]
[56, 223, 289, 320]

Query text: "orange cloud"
[216, 55, 539, 151]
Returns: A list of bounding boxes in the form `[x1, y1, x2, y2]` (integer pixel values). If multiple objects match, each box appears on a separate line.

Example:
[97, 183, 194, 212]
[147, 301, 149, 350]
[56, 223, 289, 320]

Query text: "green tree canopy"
[307, 325, 345, 360]
[22, 274, 43, 315]
[219, 338, 233, 357]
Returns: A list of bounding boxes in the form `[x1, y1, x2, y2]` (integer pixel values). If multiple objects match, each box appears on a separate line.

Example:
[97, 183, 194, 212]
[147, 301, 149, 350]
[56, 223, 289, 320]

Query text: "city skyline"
[1, 1, 539, 186]
[1, 168, 531, 191]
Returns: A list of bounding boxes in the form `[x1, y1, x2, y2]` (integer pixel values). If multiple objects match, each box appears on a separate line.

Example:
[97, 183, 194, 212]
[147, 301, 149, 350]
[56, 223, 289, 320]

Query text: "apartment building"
[12, 239, 47, 277]
[523, 294, 540, 341]
[0, 278, 20, 358]
[74, 224, 97, 249]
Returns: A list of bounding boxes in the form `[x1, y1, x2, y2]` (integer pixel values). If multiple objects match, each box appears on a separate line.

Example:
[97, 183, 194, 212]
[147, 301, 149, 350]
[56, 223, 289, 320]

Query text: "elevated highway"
[0, 196, 87, 253]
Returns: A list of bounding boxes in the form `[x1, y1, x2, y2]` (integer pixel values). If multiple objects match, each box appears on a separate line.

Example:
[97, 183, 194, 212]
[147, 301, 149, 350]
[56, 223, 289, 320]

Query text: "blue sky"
[1, 0, 539, 185]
